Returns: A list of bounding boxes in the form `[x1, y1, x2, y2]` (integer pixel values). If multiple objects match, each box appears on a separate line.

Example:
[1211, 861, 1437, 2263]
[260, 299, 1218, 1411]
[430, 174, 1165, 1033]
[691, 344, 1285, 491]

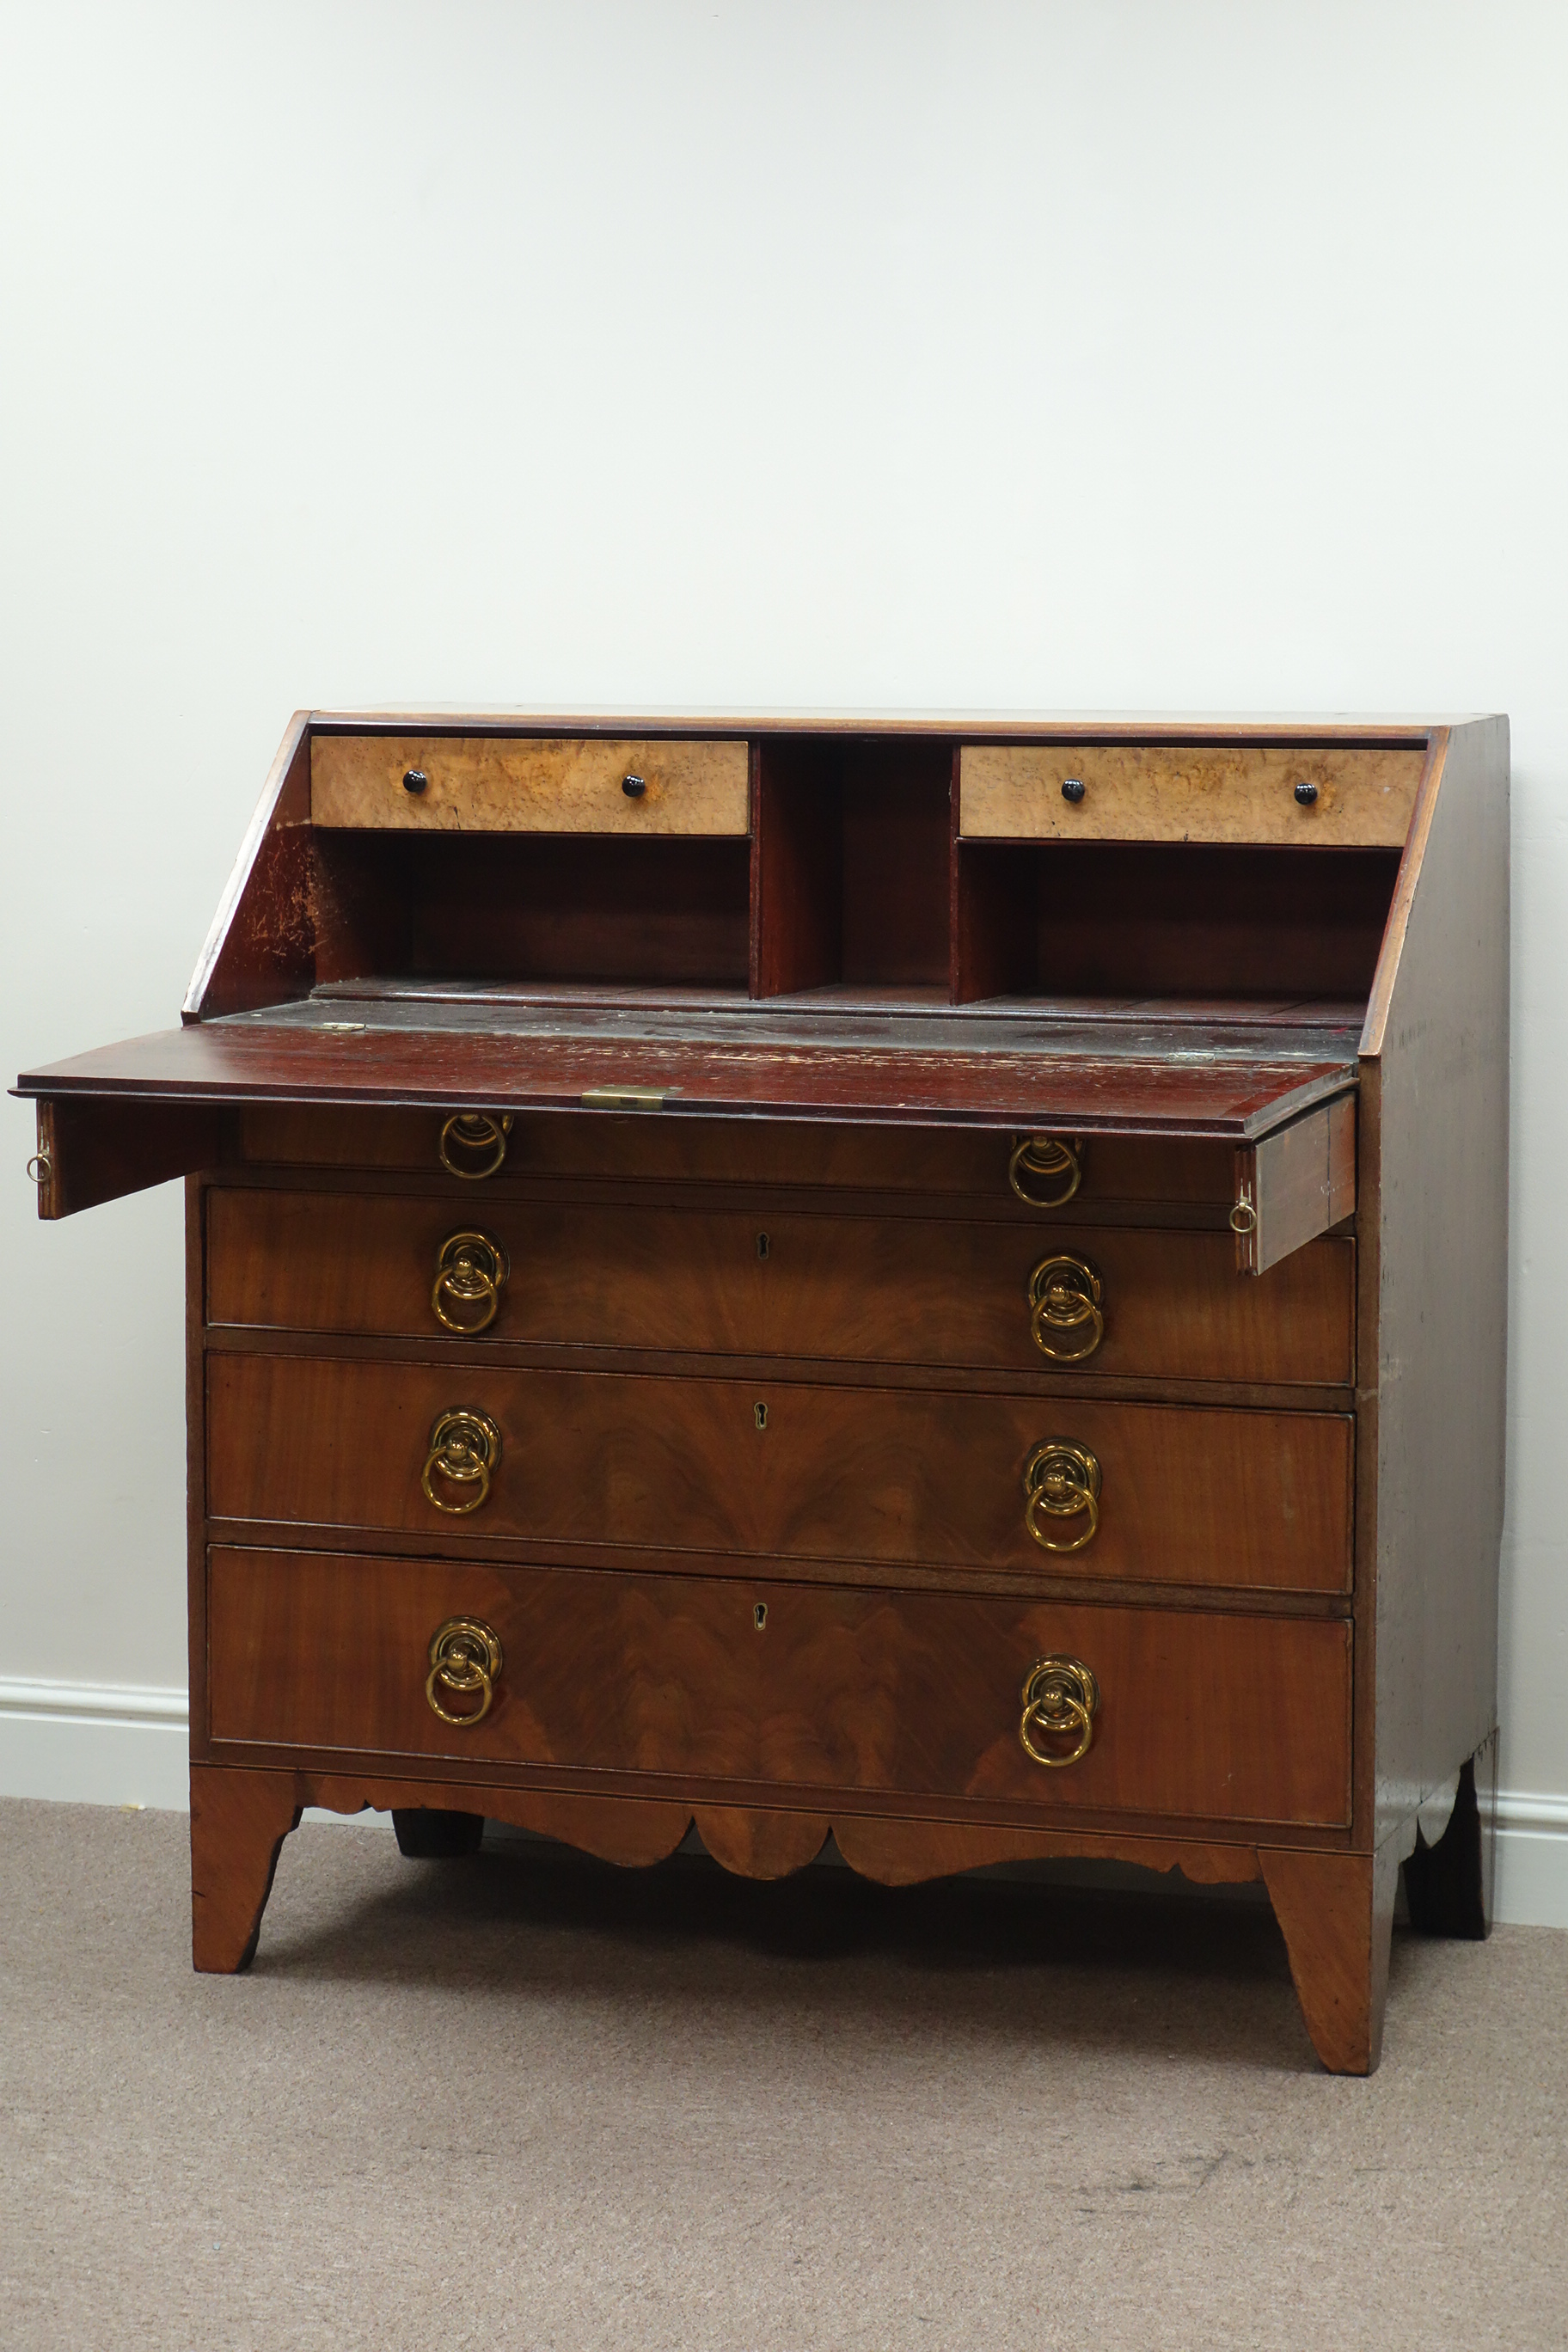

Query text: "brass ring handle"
[1026, 1254, 1105, 1363]
[438, 1112, 514, 1180]
[420, 1409, 501, 1516]
[1008, 1135, 1083, 1209]
[1019, 1655, 1099, 1767]
[1229, 1193, 1258, 1234]
[431, 1230, 511, 1335]
[425, 1617, 504, 1728]
[1022, 1439, 1102, 1553]
[1025, 1484, 1099, 1552]
[25, 1153, 52, 1186]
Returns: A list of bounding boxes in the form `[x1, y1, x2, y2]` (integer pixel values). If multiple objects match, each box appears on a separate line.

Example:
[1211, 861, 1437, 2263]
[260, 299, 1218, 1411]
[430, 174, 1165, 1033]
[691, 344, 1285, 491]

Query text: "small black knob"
[1294, 780, 1319, 806]
[403, 769, 428, 795]
[622, 773, 646, 798]
[1061, 777, 1086, 805]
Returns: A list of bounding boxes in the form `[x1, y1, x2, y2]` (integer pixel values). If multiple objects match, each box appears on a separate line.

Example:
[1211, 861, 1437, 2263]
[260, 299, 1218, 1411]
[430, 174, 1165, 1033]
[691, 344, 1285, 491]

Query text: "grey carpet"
[2, 1800, 1565, 2350]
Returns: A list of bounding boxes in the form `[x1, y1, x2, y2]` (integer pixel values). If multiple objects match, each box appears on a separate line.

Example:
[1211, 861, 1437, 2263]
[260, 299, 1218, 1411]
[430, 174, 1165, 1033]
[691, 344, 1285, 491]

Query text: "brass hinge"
[579, 1084, 677, 1111]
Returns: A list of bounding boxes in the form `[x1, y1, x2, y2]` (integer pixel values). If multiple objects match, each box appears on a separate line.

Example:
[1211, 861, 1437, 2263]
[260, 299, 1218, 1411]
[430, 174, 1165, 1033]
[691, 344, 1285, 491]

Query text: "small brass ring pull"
[431, 1230, 510, 1335]
[1008, 1135, 1083, 1210]
[438, 1112, 514, 1180]
[425, 1616, 504, 1728]
[1019, 1655, 1099, 1768]
[1026, 1253, 1105, 1363]
[25, 1153, 52, 1186]
[1229, 1192, 1258, 1234]
[1022, 1439, 1102, 1553]
[421, 1408, 501, 1516]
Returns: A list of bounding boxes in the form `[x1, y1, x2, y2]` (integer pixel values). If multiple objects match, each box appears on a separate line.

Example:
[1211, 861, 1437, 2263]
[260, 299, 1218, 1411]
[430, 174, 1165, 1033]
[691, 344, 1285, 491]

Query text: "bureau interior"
[305, 729, 1408, 1014]
[752, 735, 953, 997]
[952, 837, 1404, 1005]
[752, 734, 1404, 1010]
[310, 824, 753, 990]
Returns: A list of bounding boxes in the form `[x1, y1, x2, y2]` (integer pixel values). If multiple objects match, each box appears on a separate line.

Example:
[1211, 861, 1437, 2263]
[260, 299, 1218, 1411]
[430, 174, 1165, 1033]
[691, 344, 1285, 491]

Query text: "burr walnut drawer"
[205, 1548, 1352, 1829]
[205, 1354, 1353, 1594]
[958, 741, 1424, 846]
[309, 733, 750, 835]
[205, 1190, 1353, 1386]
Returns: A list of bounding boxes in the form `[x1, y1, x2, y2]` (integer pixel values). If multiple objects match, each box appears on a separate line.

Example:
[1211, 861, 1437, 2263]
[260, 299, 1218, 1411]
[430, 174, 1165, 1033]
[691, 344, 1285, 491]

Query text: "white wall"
[3, 1, 1565, 1916]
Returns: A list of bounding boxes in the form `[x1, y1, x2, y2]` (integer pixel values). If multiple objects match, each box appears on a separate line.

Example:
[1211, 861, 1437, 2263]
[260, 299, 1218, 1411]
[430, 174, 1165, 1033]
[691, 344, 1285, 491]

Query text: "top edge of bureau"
[303, 709, 1467, 743]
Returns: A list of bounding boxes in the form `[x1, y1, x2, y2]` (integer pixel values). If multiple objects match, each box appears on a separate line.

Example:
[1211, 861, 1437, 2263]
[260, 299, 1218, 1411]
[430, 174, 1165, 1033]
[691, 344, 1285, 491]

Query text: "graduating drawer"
[236, 1108, 1239, 1205]
[206, 1355, 1354, 1593]
[208, 1189, 1353, 1386]
[206, 1548, 1352, 1829]
[311, 733, 750, 836]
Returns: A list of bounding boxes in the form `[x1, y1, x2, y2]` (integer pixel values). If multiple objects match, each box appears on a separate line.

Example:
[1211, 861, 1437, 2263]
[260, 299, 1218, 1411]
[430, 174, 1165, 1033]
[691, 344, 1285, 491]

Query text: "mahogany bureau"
[17, 711, 1509, 2073]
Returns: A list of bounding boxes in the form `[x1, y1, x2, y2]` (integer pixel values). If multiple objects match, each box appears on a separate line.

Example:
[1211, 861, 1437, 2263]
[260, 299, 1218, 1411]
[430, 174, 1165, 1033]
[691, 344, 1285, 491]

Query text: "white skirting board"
[0, 1681, 384, 1834]
[2, 1679, 1565, 1926]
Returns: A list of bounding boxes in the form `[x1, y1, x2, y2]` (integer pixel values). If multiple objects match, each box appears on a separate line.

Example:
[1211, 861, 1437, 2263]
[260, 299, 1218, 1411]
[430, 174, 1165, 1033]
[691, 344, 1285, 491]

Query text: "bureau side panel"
[1365, 718, 1509, 1841]
[187, 1176, 211, 1761]
[184, 713, 315, 1020]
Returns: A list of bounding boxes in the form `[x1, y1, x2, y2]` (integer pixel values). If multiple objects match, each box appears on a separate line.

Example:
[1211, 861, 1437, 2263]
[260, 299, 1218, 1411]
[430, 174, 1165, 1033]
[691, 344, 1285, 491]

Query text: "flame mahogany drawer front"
[236, 1108, 1240, 1205]
[205, 1352, 1353, 1593]
[205, 1548, 1353, 1830]
[206, 1189, 1353, 1386]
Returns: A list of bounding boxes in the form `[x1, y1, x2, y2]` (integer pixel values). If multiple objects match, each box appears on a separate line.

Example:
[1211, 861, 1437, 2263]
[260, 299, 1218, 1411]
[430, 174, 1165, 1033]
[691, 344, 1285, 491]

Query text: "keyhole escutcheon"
[754, 1602, 768, 1632]
[754, 1401, 769, 1430]
[756, 1232, 770, 1259]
